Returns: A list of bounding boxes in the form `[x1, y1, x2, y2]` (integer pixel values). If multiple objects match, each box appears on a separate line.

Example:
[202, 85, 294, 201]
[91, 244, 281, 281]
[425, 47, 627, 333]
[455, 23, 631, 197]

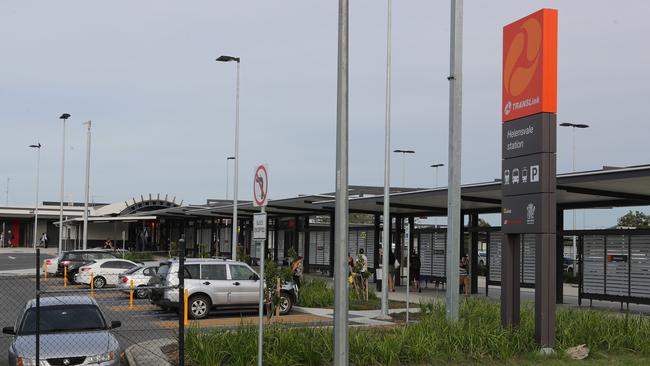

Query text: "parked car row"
[50, 250, 299, 319]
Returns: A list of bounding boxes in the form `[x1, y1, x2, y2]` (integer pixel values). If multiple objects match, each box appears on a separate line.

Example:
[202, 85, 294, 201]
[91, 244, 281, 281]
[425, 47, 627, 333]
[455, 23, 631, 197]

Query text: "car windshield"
[19, 305, 106, 335]
[124, 266, 143, 275]
[62, 253, 83, 261]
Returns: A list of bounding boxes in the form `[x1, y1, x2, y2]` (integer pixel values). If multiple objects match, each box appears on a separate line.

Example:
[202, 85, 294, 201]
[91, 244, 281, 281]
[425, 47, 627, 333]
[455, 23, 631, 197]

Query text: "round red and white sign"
[253, 164, 269, 207]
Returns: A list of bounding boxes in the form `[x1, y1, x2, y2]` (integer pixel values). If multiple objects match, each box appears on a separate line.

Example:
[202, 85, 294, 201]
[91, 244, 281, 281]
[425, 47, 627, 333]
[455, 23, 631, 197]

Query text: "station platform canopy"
[146, 165, 650, 219]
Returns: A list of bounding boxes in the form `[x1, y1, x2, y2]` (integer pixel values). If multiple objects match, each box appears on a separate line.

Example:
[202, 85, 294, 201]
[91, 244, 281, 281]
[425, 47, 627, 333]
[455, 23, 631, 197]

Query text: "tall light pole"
[225, 156, 235, 200]
[29, 143, 42, 249]
[559, 122, 589, 269]
[216, 55, 241, 261]
[430, 163, 444, 188]
[82, 121, 92, 250]
[58, 113, 70, 254]
[380, 0, 393, 320]
[446, 0, 463, 322]
[393, 149, 415, 187]
[333, 0, 350, 363]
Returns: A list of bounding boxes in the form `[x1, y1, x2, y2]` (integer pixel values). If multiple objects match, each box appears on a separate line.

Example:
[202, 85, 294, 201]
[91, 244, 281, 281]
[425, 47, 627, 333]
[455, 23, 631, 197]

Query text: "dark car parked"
[57, 250, 119, 284]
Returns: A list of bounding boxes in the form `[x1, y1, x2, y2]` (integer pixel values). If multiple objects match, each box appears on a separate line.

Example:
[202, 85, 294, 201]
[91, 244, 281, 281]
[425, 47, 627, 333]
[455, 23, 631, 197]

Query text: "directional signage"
[253, 212, 267, 240]
[253, 164, 269, 208]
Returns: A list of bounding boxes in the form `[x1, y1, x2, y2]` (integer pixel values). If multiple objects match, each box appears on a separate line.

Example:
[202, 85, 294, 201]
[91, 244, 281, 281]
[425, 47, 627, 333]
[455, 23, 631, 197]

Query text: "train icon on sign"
[504, 169, 510, 185]
[521, 167, 529, 183]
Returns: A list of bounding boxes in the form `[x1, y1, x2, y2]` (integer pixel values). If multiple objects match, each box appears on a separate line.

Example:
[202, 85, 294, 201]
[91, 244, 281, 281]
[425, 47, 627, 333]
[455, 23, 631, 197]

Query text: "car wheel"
[67, 271, 76, 284]
[278, 292, 293, 315]
[189, 295, 211, 320]
[93, 276, 106, 289]
[136, 286, 149, 299]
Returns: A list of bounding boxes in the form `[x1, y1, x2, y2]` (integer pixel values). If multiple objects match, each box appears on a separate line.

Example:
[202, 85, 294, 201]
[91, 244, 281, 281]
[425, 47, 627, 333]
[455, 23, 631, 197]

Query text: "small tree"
[617, 210, 650, 229]
[263, 256, 292, 318]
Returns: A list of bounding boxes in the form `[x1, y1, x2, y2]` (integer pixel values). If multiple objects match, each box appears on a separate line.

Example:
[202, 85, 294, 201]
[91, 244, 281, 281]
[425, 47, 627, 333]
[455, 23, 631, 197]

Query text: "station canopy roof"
[148, 165, 650, 219]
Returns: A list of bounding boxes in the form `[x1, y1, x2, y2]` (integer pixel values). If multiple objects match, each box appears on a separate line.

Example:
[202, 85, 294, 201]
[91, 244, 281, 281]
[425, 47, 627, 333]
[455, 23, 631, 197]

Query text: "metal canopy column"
[470, 213, 479, 294]
[304, 216, 310, 273]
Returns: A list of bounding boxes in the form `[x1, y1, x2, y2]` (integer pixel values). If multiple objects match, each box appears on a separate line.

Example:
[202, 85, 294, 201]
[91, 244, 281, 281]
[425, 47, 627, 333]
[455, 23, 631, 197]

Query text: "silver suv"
[150, 258, 298, 319]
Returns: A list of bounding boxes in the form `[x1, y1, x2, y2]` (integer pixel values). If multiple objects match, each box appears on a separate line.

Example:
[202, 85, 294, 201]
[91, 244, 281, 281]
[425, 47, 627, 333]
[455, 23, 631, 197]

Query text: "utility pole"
[445, 0, 463, 322]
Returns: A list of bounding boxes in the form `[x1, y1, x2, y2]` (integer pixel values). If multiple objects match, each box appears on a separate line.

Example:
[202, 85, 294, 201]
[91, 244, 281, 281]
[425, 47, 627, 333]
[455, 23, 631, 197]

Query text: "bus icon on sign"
[512, 168, 520, 184]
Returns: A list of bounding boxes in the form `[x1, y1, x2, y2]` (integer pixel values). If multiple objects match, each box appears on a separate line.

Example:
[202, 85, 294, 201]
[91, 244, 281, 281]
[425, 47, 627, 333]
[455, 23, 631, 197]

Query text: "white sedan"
[44, 255, 62, 275]
[117, 264, 159, 299]
[76, 258, 139, 288]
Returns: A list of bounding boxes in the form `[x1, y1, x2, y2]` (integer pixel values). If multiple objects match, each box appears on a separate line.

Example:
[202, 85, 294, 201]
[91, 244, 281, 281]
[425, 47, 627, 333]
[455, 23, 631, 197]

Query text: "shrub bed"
[186, 298, 650, 365]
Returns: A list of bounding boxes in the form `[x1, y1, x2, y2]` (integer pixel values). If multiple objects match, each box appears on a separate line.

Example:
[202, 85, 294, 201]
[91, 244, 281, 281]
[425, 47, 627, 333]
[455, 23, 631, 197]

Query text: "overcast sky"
[1, 1, 649, 228]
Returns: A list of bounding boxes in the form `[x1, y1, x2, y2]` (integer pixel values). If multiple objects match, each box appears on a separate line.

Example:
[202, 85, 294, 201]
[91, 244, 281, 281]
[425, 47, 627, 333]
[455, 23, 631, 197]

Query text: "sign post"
[405, 221, 410, 324]
[253, 164, 269, 366]
[500, 9, 558, 351]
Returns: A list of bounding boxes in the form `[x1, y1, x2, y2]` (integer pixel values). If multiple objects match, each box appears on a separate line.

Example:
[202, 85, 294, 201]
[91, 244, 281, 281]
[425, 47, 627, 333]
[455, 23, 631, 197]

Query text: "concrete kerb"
[125, 338, 175, 366]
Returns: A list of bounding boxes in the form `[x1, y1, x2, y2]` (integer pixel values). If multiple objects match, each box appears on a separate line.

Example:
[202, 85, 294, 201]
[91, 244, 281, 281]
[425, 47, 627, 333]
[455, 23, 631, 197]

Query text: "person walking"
[40, 232, 48, 248]
[291, 256, 304, 289]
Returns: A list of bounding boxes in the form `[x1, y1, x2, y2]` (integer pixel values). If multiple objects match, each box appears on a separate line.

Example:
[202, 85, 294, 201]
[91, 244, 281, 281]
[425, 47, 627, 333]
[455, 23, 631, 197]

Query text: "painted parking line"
[109, 304, 160, 312]
[157, 314, 329, 328]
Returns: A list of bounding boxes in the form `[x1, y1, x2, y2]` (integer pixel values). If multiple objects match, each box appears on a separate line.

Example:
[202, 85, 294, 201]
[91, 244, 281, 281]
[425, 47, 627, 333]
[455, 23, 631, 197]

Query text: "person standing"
[388, 248, 397, 292]
[291, 256, 304, 289]
[410, 251, 421, 292]
[459, 254, 470, 296]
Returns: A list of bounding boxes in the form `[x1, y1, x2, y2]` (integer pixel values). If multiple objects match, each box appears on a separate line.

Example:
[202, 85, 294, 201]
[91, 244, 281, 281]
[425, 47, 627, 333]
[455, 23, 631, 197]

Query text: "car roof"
[161, 258, 240, 265]
[65, 250, 114, 254]
[88, 258, 135, 264]
[26, 296, 98, 308]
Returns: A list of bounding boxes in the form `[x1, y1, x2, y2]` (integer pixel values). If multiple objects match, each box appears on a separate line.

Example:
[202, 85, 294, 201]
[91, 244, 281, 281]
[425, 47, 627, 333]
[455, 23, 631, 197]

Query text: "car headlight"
[86, 351, 114, 363]
[16, 357, 47, 366]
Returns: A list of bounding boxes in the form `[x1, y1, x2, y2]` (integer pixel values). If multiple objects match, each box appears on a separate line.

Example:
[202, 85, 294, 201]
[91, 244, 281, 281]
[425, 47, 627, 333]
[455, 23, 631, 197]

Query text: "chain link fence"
[1, 247, 186, 366]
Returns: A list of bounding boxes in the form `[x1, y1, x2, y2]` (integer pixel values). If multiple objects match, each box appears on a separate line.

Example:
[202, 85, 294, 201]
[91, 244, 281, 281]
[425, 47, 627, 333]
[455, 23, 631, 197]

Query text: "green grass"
[185, 298, 650, 366]
[298, 279, 407, 310]
[122, 251, 155, 262]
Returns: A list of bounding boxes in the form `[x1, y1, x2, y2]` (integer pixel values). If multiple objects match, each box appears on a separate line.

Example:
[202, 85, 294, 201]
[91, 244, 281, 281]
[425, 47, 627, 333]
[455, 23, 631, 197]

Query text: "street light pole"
[334, 0, 350, 363]
[393, 150, 415, 187]
[430, 163, 444, 188]
[380, 0, 393, 320]
[58, 113, 70, 254]
[216, 55, 241, 261]
[446, 0, 463, 322]
[226, 156, 235, 200]
[29, 143, 42, 249]
[559, 122, 589, 271]
[82, 121, 92, 250]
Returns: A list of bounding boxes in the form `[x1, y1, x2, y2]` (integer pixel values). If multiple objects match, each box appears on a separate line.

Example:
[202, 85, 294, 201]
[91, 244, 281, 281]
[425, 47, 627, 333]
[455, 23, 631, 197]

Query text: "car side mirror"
[110, 321, 121, 329]
[2, 327, 15, 335]
[252, 274, 260, 281]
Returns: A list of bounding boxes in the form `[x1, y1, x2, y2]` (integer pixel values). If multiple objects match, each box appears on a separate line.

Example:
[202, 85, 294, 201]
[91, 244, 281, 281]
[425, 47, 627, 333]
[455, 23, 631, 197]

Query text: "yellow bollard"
[184, 288, 189, 326]
[90, 273, 95, 296]
[129, 279, 134, 309]
[64, 266, 67, 288]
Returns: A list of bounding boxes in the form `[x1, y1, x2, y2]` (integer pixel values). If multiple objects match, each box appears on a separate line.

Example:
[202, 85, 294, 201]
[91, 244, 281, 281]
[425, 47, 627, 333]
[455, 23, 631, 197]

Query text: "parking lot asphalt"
[0, 273, 319, 365]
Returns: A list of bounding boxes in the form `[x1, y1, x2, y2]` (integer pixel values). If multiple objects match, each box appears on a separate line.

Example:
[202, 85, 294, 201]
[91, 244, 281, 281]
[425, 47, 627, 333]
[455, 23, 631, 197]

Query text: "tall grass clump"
[186, 298, 650, 365]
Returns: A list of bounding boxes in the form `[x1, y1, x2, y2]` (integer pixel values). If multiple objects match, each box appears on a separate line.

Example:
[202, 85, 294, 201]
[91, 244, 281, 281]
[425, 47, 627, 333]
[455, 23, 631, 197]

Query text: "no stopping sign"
[253, 164, 269, 207]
